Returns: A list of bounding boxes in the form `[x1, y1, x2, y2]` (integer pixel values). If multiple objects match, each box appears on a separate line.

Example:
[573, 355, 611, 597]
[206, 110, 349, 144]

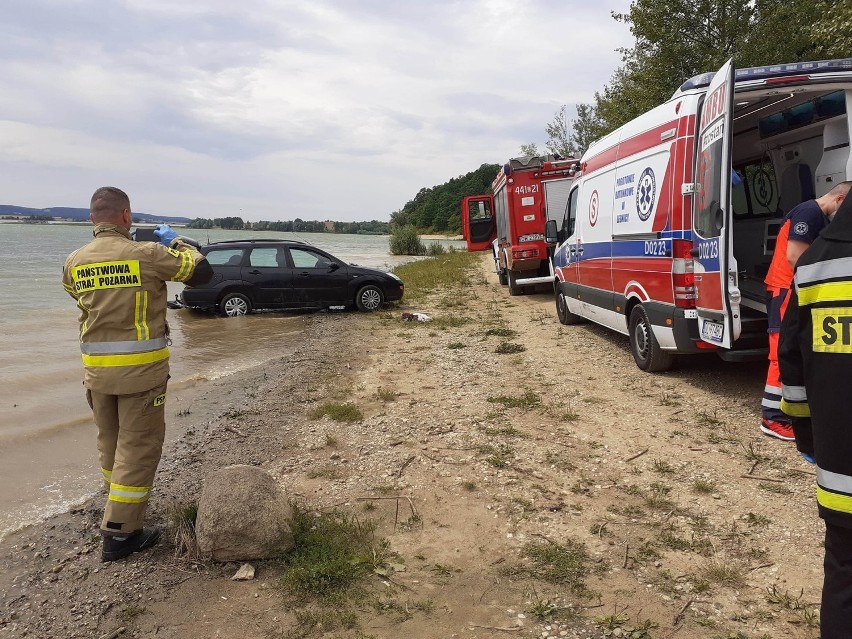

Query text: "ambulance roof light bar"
[677, 58, 852, 94]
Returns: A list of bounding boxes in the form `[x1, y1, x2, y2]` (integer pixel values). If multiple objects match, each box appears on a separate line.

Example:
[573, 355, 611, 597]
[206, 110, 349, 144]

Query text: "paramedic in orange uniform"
[761, 181, 851, 440]
[63, 187, 212, 561]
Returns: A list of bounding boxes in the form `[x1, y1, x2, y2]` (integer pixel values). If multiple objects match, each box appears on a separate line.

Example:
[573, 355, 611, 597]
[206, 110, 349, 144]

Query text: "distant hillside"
[0, 204, 191, 224]
[390, 163, 500, 234]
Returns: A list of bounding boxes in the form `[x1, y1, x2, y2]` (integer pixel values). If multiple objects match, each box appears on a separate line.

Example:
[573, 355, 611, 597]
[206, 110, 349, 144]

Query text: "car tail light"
[672, 239, 696, 308]
[512, 248, 539, 259]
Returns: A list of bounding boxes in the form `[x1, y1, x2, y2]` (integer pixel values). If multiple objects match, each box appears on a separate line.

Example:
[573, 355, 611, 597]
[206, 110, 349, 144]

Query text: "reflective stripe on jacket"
[779, 204, 852, 529]
[62, 224, 206, 394]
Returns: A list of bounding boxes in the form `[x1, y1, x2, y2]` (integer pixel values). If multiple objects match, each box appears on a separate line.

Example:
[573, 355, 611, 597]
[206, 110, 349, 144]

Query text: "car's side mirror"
[329, 263, 340, 272]
[545, 219, 559, 245]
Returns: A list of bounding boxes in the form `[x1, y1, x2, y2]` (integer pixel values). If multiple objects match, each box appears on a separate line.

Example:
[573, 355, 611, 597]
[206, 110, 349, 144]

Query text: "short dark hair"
[90, 187, 130, 222]
[828, 181, 852, 198]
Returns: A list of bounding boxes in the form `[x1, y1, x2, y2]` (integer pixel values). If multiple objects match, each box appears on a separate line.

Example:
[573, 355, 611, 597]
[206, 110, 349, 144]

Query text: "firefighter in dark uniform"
[779, 192, 852, 636]
[62, 187, 212, 562]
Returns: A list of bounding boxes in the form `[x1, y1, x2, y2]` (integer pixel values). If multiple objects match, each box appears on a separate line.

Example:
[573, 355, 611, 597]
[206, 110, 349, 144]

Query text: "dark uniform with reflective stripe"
[63, 223, 211, 535]
[779, 195, 852, 637]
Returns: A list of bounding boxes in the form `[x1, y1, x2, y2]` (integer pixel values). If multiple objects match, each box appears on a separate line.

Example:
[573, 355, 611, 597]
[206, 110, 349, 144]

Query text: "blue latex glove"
[153, 224, 178, 247]
[801, 452, 815, 464]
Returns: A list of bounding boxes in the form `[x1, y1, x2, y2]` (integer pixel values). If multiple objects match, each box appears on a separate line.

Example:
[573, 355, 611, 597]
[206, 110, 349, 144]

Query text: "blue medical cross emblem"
[636, 168, 656, 221]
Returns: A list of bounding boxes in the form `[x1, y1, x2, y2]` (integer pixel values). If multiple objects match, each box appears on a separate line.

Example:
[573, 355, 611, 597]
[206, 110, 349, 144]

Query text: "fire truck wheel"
[219, 292, 252, 317]
[628, 305, 673, 372]
[498, 268, 508, 285]
[356, 285, 384, 312]
[555, 289, 583, 325]
[507, 270, 523, 296]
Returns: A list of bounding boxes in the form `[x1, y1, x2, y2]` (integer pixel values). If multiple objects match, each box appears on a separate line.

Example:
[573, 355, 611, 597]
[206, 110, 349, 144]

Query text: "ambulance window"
[563, 189, 578, 236]
[731, 162, 779, 218]
[743, 163, 778, 216]
[694, 134, 725, 238]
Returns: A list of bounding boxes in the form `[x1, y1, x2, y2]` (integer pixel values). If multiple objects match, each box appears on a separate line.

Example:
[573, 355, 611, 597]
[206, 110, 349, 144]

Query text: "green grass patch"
[508, 539, 592, 596]
[376, 387, 399, 402]
[393, 251, 479, 302]
[485, 327, 518, 338]
[487, 391, 540, 409]
[447, 341, 467, 350]
[479, 443, 514, 468]
[310, 402, 363, 422]
[495, 341, 526, 354]
[278, 505, 390, 600]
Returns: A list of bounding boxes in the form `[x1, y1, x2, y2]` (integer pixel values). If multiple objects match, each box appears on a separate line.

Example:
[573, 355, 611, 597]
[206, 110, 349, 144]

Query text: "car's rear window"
[205, 249, 244, 266]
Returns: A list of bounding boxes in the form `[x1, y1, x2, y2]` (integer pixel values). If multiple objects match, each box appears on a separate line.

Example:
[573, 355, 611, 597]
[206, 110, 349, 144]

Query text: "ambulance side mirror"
[545, 219, 559, 245]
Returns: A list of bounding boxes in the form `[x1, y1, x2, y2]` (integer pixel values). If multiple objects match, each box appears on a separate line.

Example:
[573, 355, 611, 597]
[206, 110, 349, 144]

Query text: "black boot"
[102, 526, 161, 562]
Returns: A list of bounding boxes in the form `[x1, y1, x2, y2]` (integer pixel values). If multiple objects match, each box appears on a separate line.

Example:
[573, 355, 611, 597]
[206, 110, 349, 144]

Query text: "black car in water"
[180, 239, 404, 316]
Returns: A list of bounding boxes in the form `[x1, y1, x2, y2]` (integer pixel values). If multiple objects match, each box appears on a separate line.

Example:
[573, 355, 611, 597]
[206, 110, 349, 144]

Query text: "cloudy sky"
[1, 1, 633, 222]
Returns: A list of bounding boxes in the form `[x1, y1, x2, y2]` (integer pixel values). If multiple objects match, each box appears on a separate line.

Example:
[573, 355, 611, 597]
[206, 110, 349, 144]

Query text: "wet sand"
[0, 307, 310, 538]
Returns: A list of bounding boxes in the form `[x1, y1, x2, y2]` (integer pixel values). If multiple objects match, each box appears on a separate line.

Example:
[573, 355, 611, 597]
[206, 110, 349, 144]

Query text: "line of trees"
[526, 0, 852, 158]
[186, 217, 389, 234]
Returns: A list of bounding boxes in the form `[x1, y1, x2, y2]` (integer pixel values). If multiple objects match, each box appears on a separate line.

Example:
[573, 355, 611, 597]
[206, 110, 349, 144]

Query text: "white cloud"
[0, 0, 633, 221]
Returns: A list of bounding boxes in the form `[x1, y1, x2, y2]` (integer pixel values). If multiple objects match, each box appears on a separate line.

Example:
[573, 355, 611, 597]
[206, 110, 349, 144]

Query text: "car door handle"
[298, 271, 310, 276]
[248, 269, 261, 274]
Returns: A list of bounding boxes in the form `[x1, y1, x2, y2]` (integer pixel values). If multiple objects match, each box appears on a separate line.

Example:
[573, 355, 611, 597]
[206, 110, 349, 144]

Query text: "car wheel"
[356, 285, 384, 312]
[507, 270, 523, 296]
[555, 287, 584, 325]
[628, 305, 673, 372]
[219, 292, 252, 317]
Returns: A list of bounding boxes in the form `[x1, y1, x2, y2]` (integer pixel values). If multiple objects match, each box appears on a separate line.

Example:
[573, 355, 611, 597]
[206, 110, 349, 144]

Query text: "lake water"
[0, 222, 463, 537]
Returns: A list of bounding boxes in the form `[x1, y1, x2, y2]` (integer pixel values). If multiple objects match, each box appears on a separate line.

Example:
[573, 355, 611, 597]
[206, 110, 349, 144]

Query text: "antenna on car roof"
[290, 232, 314, 246]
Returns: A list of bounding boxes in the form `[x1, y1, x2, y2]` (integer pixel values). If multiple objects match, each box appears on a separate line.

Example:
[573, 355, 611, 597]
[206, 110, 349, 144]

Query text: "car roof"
[204, 239, 310, 247]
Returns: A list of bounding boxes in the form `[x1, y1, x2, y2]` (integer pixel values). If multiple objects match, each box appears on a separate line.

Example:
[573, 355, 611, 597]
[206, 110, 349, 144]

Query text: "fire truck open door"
[461, 195, 496, 252]
[691, 58, 741, 349]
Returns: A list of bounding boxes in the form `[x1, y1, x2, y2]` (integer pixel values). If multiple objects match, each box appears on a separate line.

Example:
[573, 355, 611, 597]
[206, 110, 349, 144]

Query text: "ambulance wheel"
[220, 292, 252, 317]
[555, 289, 583, 325]
[628, 305, 673, 372]
[356, 285, 384, 312]
[507, 270, 522, 296]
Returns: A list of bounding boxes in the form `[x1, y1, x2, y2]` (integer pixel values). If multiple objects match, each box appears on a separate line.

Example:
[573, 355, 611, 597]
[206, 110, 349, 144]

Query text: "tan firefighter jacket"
[62, 224, 208, 395]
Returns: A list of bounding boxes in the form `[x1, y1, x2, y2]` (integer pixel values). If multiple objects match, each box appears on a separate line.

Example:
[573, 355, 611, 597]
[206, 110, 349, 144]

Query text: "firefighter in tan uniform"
[62, 186, 212, 562]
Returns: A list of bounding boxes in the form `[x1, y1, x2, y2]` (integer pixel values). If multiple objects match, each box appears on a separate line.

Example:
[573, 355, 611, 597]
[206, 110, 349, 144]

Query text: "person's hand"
[801, 452, 815, 464]
[153, 224, 178, 247]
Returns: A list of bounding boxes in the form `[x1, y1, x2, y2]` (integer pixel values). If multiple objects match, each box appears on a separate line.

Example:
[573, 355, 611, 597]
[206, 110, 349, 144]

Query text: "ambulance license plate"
[701, 320, 724, 343]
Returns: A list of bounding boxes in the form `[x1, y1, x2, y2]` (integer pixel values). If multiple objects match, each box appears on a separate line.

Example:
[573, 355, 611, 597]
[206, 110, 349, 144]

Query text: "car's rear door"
[243, 247, 294, 308]
[202, 247, 247, 295]
[287, 247, 350, 307]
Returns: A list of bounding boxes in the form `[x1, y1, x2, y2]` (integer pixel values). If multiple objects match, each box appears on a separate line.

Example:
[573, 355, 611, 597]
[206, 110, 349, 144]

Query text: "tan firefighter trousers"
[86, 381, 167, 534]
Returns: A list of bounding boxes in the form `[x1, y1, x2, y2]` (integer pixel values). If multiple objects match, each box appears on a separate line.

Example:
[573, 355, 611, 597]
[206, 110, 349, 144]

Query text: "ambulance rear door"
[461, 195, 496, 252]
[692, 58, 741, 349]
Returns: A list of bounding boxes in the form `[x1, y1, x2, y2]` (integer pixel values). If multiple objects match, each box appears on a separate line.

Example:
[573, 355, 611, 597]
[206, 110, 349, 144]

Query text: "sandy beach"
[0, 253, 824, 639]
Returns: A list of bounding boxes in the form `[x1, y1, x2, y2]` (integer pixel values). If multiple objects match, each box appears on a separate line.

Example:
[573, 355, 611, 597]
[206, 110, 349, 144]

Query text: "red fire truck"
[461, 155, 578, 295]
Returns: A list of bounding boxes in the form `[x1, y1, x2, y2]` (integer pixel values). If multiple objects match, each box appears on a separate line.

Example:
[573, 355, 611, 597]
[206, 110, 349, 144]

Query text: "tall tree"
[570, 103, 607, 157]
[577, 0, 835, 141]
[544, 106, 575, 158]
[519, 142, 540, 157]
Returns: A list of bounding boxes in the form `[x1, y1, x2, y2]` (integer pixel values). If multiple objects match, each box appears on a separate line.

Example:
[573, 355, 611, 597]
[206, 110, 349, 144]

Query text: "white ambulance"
[547, 58, 852, 371]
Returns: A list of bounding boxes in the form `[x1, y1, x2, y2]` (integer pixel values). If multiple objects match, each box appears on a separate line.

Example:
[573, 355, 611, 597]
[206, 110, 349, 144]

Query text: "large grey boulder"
[195, 465, 295, 561]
